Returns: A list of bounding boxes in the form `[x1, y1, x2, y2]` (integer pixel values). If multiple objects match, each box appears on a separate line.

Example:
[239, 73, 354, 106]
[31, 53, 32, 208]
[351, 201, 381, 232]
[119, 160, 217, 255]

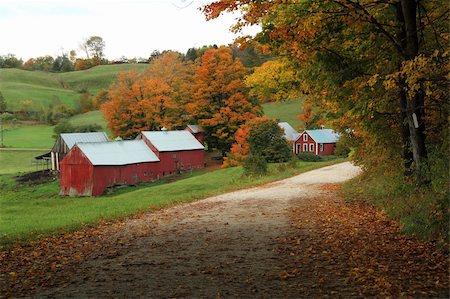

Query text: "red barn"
[60, 140, 160, 196]
[184, 125, 205, 144]
[138, 130, 205, 176]
[294, 129, 339, 156]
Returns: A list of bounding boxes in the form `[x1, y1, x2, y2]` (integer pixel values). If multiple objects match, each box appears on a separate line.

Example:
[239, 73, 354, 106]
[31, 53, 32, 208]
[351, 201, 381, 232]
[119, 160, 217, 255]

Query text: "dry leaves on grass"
[276, 184, 449, 298]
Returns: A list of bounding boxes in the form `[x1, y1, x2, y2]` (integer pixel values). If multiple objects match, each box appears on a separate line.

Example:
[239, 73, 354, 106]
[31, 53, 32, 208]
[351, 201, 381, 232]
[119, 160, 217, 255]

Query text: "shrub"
[297, 153, 322, 162]
[243, 153, 267, 176]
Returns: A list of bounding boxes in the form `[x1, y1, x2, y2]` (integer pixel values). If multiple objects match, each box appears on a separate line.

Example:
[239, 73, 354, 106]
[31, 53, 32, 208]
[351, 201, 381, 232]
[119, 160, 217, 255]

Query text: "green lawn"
[0, 159, 344, 246]
[0, 150, 49, 174]
[2, 125, 54, 149]
[0, 64, 148, 111]
[262, 99, 303, 129]
[69, 110, 107, 128]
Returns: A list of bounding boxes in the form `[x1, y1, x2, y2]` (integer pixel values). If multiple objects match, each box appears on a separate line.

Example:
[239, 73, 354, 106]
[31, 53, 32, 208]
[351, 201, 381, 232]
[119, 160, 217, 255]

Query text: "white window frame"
[296, 144, 301, 154]
[309, 143, 314, 152]
[303, 143, 308, 152]
[303, 134, 308, 142]
[319, 143, 324, 152]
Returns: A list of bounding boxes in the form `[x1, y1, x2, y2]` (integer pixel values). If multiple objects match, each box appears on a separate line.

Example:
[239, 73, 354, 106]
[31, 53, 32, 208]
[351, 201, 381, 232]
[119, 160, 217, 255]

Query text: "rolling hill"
[0, 64, 149, 111]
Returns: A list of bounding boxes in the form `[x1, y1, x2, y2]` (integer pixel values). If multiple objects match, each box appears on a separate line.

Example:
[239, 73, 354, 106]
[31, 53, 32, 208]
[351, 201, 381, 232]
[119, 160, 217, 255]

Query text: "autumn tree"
[188, 46, 261, 155]
[102, 52, 193, 138]
[245, 58, 301, 102]
[203, 0, 449, 186]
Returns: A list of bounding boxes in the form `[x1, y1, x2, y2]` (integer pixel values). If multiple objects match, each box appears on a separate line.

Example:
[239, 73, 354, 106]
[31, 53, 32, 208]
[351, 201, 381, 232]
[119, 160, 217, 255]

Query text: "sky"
[0, 0, 257, 61]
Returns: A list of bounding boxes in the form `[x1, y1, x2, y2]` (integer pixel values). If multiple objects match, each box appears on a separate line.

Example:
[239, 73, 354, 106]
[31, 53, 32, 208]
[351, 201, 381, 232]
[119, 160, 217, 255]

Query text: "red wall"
[60, 147, 94, 196]
[158, 150, 205, 176]
[294, 133, 336, 156]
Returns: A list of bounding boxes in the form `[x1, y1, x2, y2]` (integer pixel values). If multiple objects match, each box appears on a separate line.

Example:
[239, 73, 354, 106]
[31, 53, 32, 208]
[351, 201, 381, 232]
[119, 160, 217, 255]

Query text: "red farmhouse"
[138, 130, 205, 176]
[184, 125, 205, 144]
[60, 140, 160, 196]
[294, 129, 339, 156]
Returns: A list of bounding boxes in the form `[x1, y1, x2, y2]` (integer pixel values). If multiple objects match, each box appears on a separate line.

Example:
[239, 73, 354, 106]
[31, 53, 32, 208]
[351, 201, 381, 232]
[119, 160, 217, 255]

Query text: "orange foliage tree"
[101, 52, 193, 138]
[188, 46, 261, 154]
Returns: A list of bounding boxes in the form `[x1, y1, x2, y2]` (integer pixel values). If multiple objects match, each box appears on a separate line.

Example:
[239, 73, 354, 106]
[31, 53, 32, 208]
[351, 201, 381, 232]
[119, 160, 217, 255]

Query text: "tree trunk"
[400, 0, 430, 185]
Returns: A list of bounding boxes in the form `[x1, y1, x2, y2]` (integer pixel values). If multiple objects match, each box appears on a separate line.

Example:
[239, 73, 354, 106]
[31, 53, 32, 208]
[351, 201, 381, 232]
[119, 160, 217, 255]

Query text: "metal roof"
[186, 124, 201, 133]
[302, 129, 340, 144]
[278, 122, 299, 141]
[140, 130, 205, 152]
[76, 140, 160, 166]
[61, 132, 109, 149]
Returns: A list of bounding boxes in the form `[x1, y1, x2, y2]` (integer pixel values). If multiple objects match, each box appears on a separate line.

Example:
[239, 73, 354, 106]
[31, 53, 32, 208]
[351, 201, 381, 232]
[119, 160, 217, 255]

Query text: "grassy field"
[262, 99, 303, 129]
[1, 125, 55, 148]
[0, 64, 148, 111]
[0, 159, 344, 246]
[69, 110, 107, 128]
[0, 150, 49, 174]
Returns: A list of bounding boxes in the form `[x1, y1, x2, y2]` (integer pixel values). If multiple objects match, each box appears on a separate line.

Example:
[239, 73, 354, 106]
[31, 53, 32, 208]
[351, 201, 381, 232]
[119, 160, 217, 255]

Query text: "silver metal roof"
[140, 130, 204, 152]
[61, 132, 109, 149]
[76, 140, 160, 166]
[186, 124, 201, 133]
[278, 122, 299, 141]
[302, 129, 340, 144]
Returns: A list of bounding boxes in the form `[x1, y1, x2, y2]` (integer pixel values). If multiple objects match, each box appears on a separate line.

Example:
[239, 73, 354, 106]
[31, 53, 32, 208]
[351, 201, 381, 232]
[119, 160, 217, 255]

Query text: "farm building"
[294, 129, 339, 156]
[60, 140, 160, 196]
[41, 132, 109, 171]
[138, 130, 205, 176]
[278, 122, 299, 143]
[184, 124, 205, 144]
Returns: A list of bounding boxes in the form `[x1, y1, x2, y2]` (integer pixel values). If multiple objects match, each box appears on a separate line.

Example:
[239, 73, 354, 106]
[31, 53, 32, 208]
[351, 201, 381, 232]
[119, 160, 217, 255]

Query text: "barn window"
[296, 144, 301, 154]
[303, 144, 308, 152]
[319, 144, 324, 152]
[309, 144, 314, 152]
[173, 154, 177, 159]
[303, 134, 308, 142]
[144, 171, 147, 176]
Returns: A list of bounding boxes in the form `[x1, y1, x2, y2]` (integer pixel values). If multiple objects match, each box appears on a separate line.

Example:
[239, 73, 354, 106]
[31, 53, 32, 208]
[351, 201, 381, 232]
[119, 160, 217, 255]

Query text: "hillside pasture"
[69, 110, 107, 128]
[0, 149, 49, 174]
[0, 64, 148, 111]
[262, 99, 302, 129]
[2, 125, 54, 148]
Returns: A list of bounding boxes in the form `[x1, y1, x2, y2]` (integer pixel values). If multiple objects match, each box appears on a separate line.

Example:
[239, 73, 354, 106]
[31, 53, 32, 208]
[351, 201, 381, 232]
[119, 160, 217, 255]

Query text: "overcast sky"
[0, 0, 256, 61]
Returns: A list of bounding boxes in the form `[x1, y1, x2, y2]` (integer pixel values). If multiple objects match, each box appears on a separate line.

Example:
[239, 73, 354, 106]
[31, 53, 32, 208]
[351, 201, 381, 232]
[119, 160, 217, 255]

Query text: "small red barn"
[294, 129, 339, 156]
[60, 140, 160, 196]
[184, 125, 205, 144]
[138, 130, 205, 176]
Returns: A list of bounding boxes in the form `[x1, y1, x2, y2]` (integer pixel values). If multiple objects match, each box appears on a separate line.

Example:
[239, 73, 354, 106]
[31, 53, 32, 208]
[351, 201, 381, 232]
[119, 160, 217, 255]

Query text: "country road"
[3, 162, 448, 298]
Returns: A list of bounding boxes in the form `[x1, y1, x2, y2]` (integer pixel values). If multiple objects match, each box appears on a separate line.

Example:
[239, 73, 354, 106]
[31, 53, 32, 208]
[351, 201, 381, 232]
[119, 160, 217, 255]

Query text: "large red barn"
[184, 125, 205, 145]
[138, 130, 205, 176]
[294, 129, 339, 156]
[60, 140, 160, 196]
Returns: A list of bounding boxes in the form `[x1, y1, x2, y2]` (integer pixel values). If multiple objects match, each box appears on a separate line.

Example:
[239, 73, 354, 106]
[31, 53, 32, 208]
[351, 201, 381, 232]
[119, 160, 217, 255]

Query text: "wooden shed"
[294, 129, 339, 156]
[138, 130, 205, 176]
[184, 124, 205, 144]
[60, 140, 160, 196]
[47, 132, 109, 171]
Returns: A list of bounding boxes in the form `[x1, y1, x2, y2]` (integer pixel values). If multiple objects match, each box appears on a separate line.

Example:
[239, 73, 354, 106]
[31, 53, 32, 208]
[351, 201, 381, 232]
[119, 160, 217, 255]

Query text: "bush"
[297, 153, 323, 162]
[243, 153, 267, 176]
[53, 120, 103, 139]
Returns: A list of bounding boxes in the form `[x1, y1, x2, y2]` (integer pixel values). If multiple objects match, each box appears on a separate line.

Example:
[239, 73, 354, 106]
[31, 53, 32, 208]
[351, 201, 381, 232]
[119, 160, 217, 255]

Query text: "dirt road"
[6, 162, 448, 298]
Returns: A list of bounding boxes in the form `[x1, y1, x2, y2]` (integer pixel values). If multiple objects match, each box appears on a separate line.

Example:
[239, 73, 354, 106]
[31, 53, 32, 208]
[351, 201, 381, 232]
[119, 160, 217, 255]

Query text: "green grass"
[69, 110, 107, 128]
[2, 125, 54, 148]
[262, 99, 303, 129]
[0, 159, 344, 247]
[0, 150, 49, 174]
[0, 64, 148, 111]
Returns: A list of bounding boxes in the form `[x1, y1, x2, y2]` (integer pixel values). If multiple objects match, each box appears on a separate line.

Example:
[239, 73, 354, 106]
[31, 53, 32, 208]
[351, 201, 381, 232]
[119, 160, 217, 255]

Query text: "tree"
[203, 0, 449, 186]
[80, 36, 106, 65]
[52, 54, 74, 72]
[0, 92, 6, 112]
[225, 117, 291, 167]
[0, 54, 22, 68]
[189, 46, 261, 155]
[102, 52, 192, 138]
[245, 58, 301, 103]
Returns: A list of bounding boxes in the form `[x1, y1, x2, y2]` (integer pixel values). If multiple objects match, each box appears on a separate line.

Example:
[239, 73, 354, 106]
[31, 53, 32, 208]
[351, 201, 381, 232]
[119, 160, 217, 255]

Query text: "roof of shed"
[76, 140, 159, 166]
[278, 122, 299, 141]
[140, 130, 204, 152]
[302, 129, 340, 144]
[186, 124, 202, 134]
[60, 132, 109, 150]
